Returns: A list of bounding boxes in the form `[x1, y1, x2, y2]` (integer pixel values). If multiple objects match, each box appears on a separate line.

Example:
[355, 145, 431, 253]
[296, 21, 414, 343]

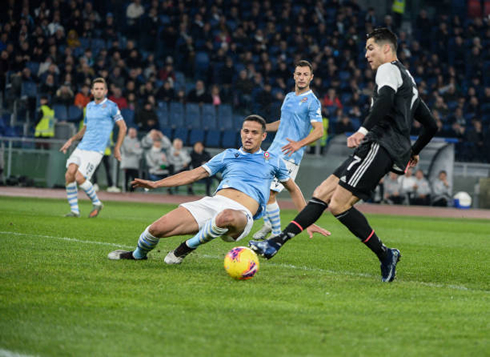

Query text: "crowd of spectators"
[0, 0, 489, 162]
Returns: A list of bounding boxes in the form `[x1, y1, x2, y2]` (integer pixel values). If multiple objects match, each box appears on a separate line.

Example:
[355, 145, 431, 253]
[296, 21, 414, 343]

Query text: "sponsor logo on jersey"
[264, 151, 270, 161]
[299, 97, 308, 105]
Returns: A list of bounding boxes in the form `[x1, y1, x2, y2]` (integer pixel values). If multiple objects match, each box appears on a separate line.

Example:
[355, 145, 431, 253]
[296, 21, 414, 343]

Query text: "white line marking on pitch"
[0, 348, 39, 357]
[1, 232, 486, 293]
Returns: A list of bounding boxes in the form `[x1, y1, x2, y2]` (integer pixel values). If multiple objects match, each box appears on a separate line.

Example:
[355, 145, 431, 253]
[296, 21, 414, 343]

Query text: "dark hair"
[243, 114, 266, 132]
[92, 77, 107, 89]
[367, 27, 398, 51]
[295, 60, 313, 73]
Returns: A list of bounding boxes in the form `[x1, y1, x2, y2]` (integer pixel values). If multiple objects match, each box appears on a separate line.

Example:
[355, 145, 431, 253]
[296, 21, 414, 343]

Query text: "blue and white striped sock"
[266, 202, 282, 236]
[186, 216, 229, 249]
[133, 226, 160, 259]
[263, 214, 271, 229]
[79, 180, 101, 206]
[66, 182, 79, 214]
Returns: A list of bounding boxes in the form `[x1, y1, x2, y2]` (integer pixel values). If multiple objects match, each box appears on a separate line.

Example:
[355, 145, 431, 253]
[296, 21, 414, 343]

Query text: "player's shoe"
[252, 224, 272, 240]
[107, 186, 121, 193]
[248, 239, 282, 260]
[107, 250, 147, 260]
[164, 241, 195, 265]
[88, 204, 103, 218]
[64, 211, 80, 217]
[380, 248, 401, 283]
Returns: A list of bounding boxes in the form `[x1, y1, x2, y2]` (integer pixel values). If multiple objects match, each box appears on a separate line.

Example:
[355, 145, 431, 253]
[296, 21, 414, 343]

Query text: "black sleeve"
[361, 86, 396, 130]
[411, 100, 438, 155]
[34, 109, 43, 126]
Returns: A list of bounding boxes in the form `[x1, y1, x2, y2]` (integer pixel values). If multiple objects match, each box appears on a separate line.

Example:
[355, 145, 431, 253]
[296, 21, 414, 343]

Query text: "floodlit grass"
[0, 196, 489, 357]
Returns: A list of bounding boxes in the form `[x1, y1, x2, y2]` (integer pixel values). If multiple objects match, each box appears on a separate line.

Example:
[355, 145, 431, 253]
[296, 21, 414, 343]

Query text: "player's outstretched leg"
[380, 248, 401, 282]
[266, 201, 282, 236]
[249, 197, 328, 259]
[108, 225, 157, 260]
[252, 217, 272, 240]
[79, 180, 103, 218]
[165, 214, 229, 264]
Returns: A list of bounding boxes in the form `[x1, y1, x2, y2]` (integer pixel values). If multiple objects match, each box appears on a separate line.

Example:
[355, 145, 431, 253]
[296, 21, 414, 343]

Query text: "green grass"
[0, 196, 489, 357]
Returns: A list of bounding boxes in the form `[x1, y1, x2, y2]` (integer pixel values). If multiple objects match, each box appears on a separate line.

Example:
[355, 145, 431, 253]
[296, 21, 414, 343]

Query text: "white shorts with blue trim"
[270, 159, 299, 193]
[66, 148, 103, 180]
[180, 195, 254, 242]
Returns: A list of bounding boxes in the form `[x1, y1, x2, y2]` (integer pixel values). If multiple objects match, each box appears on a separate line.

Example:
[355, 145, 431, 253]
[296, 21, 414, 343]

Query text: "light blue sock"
[66, 182, 79, 214]
[79, 180, 101, 206]
[134, 226, 159, 259]
[262, 214, 271, 229]
[267, 202, 282, 235]
[186, 216, 229, 249]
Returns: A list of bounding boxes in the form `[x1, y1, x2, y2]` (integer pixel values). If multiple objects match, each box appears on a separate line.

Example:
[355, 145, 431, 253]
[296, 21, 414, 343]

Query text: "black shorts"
[333, 142, 393, 201]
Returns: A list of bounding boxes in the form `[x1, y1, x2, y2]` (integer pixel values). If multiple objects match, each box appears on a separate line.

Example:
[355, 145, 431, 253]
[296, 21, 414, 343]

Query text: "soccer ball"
[224, 246, 260, 280]
[453, 191, 472, 209]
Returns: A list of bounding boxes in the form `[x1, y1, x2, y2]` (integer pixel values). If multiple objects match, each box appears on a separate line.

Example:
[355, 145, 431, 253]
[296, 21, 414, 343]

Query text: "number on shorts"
[347, 156, 361, 171]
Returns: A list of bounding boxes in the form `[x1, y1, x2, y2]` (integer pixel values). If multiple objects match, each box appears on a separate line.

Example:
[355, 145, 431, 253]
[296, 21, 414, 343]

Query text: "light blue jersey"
[78, 98, 123, 154]
[202, 148, 290, 219]
[267, 90, 322, 164]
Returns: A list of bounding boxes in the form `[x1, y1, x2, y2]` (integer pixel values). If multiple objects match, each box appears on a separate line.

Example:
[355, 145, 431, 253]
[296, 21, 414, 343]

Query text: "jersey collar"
[239, 147, 263, 155]
[94, 98, 108, 106]
[295, 90, 312, 97]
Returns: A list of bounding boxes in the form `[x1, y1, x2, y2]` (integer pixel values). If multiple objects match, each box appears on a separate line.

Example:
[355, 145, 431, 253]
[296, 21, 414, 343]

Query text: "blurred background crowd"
[0, 0, 489, 180]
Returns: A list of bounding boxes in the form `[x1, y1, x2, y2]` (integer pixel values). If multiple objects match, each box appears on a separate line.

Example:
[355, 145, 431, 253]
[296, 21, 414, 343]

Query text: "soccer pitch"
[0, 196, 489, 357]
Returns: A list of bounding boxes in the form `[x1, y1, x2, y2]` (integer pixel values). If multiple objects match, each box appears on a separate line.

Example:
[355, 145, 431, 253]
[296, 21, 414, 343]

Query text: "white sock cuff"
[66, 182, 77, 188]
[266, 202, 280, 212]
[79, 180, 92, 190]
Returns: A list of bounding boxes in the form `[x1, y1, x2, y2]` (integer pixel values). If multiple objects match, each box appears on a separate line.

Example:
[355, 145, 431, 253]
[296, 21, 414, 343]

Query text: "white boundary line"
[0, 349, 39, 357]
[1, 231, 488, 294]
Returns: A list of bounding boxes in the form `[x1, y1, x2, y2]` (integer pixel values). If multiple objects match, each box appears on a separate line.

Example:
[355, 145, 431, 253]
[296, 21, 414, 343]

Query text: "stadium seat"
[194, 51, 210, 80]
[156, 104, 169, 129]
[121, 108, 135, 128]
[21, 81, 37, 99]
[221, 130, 238, 148]
[169, 102, 185, 128]
[162, 127, 172, 140]
[202, 104, 217, 130]
[25, 62, 40, 76]
[218, 104, 233, 130]
[173, 127, 189, 144]
[67, 105, 83, 122]
[189, 128, 205, 145]
[53, 104, 68, 121]
[185, 103, 201, 129]
[205, 129, 221, 148]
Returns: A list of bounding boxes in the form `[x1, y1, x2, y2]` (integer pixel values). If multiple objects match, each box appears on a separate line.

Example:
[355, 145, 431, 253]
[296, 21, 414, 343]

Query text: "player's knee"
[65, 170, 75, 183]
[148, 222, 164, 238]
[215, 209, 240, 228]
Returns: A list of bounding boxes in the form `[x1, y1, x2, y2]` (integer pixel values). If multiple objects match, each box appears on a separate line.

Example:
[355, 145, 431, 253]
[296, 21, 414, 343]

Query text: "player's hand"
[114, 147, 122, 161]
[60, 138, 72, 154]
[132, 178, 158, 190]
[282, 139, 301, 156]
[408, 154, 419, 167]
[306, 224, 331, 239]
[347, 132, 365, 148]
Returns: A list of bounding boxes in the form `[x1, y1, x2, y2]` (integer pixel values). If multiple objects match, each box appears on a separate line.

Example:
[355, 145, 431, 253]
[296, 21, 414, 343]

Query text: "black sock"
[334, 207, 387, 260]
[270, 197, 328, 245]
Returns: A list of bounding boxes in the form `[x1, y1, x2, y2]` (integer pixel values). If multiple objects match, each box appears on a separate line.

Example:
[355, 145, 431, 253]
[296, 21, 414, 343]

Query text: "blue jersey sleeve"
[309, 97, 323, 123]
[111, 103, 123, 122]
[202, 150, 228, 176]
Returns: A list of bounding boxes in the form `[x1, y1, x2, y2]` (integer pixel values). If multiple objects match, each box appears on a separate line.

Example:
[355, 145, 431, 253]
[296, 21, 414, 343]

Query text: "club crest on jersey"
[264, 151, 270, 161]
[299, 97, 308, 106]
[102, 104, 107, 108]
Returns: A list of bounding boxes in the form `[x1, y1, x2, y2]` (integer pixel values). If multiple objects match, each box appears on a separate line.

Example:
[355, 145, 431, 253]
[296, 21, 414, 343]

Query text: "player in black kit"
[250, 28, 438, 283]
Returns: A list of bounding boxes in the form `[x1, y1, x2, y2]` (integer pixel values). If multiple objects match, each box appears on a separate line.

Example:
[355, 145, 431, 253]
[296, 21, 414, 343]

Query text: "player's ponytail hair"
[92, 77, 107, 89]
[243, 114, 267, 132]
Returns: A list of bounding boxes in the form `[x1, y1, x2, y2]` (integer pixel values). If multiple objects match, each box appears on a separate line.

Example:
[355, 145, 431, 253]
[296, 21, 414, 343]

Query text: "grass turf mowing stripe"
[2, 231, 486, 294]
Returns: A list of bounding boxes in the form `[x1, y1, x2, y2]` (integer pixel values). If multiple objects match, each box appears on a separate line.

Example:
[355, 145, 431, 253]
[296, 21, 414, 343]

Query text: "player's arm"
[408, 100, 438, 167]
[282, 178, 331, 238]
[282, 121, 323, 156]
[132, 167, 210, 190]
[60, 125, 86, 153]
[266, 120, 280, 132]
[113, 120, 127, 161]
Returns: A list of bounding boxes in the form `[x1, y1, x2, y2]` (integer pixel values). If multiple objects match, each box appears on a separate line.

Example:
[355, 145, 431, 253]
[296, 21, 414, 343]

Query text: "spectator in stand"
[126, 0, 145, 38]
[40, 74, 57, 97]
[431, 170, 451, 207]
[399, 168, 417, 204]
[323, 88, 343, 111]
[433, 95, 449, 119]
[383, 172, 404, 205]
[127, 93, 138, 111]
[188, 141, 213, 196]
[109, 66, 125, 91]
[335, 114, 355, 135]
[136, 102, 159, 132]
[464, 119, 485, 162]
[187, 80, 212, 105]
[108, 87, 128, 110]
[145, 139, 170, 182]
[54, 84, 74, 106]
[121, 127, 143, 192]
[141, 129, 172, 152]
[156, 80, 175, 103]
[158, 59, 176, 83]
[167, 138, 191, 194]
[211, 84, 222, 106]
[34, 95, 56, 149]
[411, 169, 431, 205]
[235, 69, 254, 110]
[74, 84, 91, 109]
